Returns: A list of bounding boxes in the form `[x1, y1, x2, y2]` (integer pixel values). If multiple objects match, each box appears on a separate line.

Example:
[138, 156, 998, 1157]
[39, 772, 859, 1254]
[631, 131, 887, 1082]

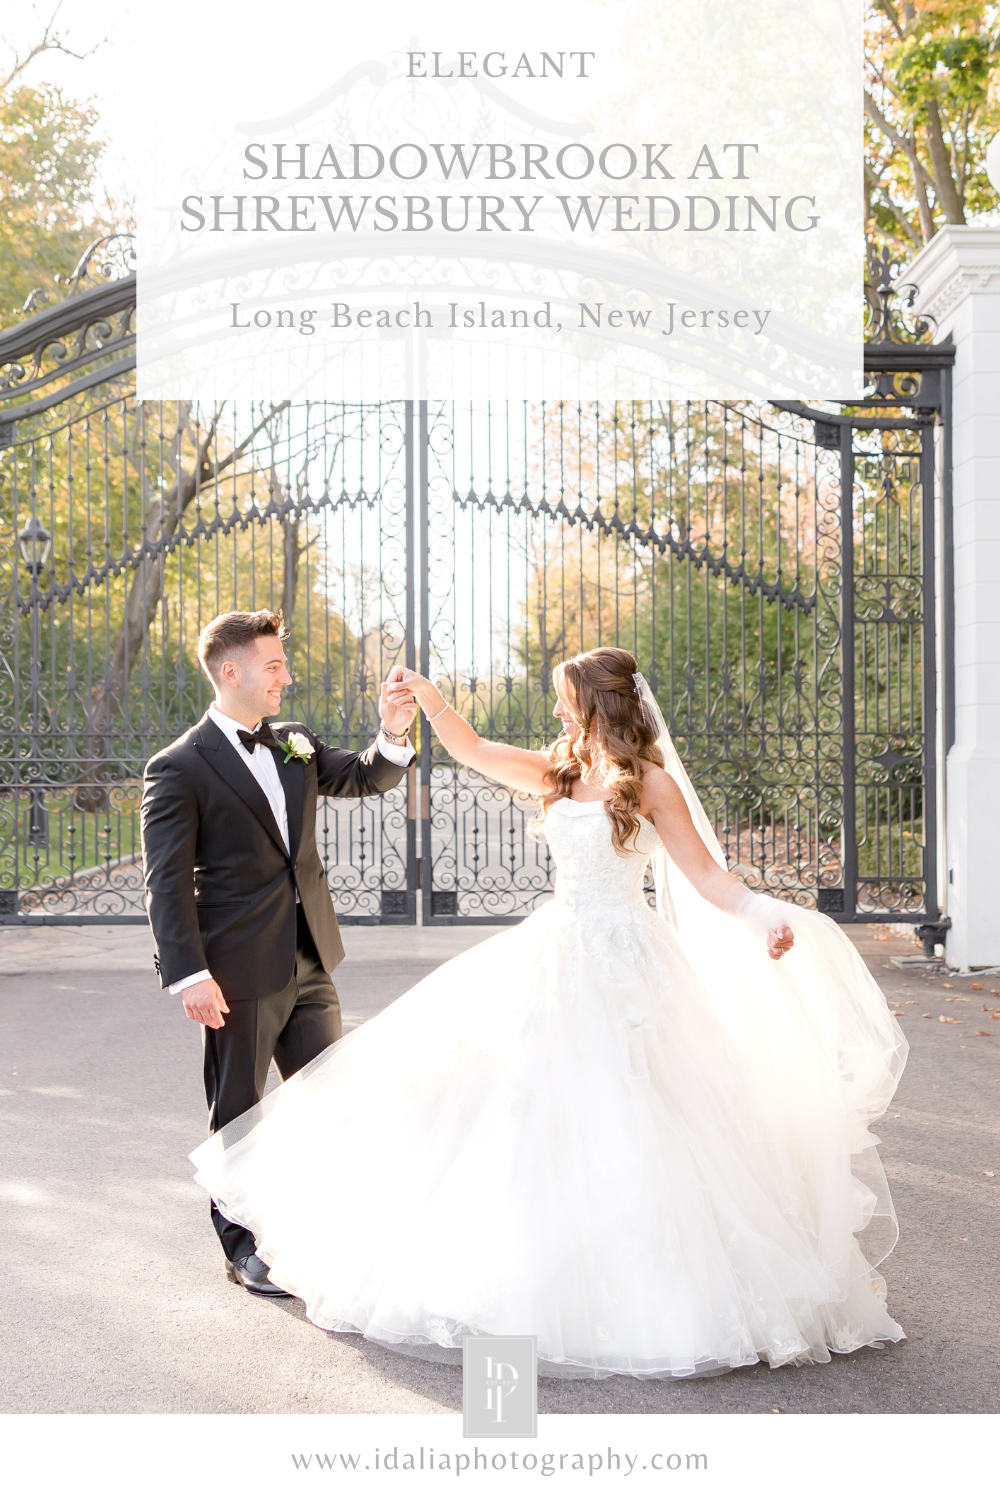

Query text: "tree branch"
[74, 401, 290, 807]
[0, 2, 107, 93]
[872, 1, 906, 42]
[865, 162, 921, 247]
[864, 90, 922, 171]
[924, 96, 966, 223]
[865, 89, 937, 241]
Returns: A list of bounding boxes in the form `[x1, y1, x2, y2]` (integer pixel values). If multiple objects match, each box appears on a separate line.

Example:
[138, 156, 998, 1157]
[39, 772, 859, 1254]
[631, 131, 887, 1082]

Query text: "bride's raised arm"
[384, 665, 551, 796]
[641, 765, 794, 960]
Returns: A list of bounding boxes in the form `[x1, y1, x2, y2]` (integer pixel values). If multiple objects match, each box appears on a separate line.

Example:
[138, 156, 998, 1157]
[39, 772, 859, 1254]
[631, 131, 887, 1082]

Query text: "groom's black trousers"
[202, 904, 341, 1263]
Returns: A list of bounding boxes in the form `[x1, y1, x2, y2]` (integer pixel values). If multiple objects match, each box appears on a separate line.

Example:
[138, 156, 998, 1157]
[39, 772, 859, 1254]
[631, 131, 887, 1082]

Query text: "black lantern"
[18, 515, 51, 577]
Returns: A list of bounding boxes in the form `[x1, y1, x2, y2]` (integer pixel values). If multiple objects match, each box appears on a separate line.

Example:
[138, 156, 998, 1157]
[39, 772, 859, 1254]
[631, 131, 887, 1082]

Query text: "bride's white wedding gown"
[191, 797, 906, 1380]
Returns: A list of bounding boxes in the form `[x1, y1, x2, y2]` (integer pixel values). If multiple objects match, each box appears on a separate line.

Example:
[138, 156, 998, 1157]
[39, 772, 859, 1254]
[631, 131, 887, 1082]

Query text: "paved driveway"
[1, 921, 997, 1414]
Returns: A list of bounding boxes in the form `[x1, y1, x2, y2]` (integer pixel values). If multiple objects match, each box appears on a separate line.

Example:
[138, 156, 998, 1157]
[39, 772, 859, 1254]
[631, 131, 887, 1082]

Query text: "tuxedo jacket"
[140, 713, 408, 999]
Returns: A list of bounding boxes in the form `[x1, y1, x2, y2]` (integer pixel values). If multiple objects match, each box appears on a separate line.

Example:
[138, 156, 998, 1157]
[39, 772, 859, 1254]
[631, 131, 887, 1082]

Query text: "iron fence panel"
[0, 272, 951, 927]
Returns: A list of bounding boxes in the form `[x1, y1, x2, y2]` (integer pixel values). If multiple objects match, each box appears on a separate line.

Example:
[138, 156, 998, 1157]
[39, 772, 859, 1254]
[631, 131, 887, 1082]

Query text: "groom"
[140, 609, 416, 1295]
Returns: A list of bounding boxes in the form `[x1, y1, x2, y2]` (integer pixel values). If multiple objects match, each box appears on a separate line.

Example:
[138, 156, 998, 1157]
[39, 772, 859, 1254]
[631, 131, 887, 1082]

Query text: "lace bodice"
[543, 797, 659, 915]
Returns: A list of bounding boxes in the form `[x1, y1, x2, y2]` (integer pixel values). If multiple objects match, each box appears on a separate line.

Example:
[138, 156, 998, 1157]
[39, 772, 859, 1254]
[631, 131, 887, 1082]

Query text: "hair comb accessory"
[633, 671, 651, 726]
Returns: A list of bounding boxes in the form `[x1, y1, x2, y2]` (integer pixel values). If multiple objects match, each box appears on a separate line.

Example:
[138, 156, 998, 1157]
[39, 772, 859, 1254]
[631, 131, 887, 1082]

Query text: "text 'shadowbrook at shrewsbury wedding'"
[131, 0, 863, 403]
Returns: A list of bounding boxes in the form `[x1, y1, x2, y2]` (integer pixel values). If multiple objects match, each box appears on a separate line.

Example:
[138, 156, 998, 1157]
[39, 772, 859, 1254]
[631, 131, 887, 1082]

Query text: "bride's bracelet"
[425, 702, 451, 723]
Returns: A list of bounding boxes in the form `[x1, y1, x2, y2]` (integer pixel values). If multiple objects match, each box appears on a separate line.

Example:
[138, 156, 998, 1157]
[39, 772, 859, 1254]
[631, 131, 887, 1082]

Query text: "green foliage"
[0, 82, 108, 325]
[0, 402, 368, 790]
[442, 404, 929, 910]
[865, 1, 1000, 257]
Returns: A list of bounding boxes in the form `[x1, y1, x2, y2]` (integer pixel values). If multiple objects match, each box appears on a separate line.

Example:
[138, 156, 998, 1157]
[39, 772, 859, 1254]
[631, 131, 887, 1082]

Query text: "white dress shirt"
[169, 708, 414, 994]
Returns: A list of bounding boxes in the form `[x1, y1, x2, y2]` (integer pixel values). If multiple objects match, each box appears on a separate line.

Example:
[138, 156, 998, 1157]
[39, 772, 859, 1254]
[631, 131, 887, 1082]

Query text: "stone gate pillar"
[910, 226, 1000, 969]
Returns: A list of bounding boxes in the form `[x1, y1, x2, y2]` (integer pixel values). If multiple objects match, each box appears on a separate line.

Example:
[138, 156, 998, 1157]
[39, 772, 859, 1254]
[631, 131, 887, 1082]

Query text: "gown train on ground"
[191, 797, 907, 1380]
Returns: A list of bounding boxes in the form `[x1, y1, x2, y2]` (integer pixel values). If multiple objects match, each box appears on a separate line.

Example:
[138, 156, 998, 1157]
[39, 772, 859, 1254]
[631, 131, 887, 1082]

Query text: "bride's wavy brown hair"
[537, 647, 664, 854]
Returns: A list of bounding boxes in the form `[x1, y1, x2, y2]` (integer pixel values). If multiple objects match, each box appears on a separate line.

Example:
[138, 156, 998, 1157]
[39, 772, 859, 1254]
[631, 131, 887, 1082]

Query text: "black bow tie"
[237, 722, 278, 752]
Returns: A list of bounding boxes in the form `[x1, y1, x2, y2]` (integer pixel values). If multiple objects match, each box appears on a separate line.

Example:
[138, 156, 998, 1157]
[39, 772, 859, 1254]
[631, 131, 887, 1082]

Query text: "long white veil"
[633, 672, 908, 1272]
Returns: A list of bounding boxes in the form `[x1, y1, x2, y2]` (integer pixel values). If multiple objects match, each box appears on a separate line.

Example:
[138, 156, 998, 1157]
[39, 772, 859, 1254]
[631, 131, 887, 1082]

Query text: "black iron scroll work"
[0, 238, 141, 923]
[771, 245, 954, 943]
[0, 243, 415, 925]
[0, 245, 953, 930]
[417, 254, 953, 927]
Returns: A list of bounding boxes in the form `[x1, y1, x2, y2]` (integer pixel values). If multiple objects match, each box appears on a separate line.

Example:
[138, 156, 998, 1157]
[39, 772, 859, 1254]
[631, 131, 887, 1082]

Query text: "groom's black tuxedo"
[140, 710, 410, 1266]
[141, 712, 407, 998]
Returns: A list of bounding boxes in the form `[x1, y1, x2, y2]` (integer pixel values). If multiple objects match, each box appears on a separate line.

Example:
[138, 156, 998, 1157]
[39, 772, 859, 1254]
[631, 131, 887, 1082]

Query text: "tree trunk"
[910, 153, 936, 243]
[278, 465, 316, 688]
[536, 604, 564, 695]
[281, 514, 301, 634]
[923, 98, 966, 224]
[74, 402, 288, 809]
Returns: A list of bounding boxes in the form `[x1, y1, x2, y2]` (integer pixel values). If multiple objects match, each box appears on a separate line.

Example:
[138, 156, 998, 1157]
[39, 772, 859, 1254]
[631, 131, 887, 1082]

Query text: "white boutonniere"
[275, 730, 313, 764]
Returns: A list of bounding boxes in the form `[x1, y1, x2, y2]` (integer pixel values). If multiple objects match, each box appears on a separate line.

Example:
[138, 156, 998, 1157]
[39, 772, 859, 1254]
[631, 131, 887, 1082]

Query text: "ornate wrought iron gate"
[0, 252, 953, 930]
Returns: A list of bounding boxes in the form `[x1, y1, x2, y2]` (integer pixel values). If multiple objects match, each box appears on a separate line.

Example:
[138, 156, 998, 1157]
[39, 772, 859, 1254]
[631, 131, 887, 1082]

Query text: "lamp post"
[18, 515, 52, 852]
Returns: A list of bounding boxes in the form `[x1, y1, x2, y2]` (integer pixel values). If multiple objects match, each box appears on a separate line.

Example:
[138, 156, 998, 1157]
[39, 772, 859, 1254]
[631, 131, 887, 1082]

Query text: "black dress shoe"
[225, 1253, 291, 1297]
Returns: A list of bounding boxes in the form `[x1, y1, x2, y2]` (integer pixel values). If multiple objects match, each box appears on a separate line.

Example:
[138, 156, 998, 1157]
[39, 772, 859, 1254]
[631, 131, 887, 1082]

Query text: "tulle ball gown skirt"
[191, 800, 906, 1380]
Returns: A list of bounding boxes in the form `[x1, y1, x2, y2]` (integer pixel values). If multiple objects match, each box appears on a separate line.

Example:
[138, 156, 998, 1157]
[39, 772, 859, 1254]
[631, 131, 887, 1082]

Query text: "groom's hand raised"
[379, 668, 417, 738]
[182, 977, 230, 1029]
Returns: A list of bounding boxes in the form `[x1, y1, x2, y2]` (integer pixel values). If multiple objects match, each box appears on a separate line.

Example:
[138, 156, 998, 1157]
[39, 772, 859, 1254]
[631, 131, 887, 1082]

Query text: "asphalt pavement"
[1, 920, 997, 1414]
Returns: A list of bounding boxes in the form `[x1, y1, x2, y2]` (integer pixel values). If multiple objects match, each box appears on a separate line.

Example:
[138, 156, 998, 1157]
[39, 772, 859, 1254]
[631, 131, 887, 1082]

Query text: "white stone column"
[908, 226, 1000, 969]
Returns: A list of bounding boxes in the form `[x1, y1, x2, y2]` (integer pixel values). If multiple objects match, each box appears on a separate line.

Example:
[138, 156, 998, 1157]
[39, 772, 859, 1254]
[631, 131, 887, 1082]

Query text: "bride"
[191, 647, 908, 1380]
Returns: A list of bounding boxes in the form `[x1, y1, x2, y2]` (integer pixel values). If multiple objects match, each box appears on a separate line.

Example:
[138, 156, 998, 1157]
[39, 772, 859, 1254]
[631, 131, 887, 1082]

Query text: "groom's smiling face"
[217, 636, 294, 726]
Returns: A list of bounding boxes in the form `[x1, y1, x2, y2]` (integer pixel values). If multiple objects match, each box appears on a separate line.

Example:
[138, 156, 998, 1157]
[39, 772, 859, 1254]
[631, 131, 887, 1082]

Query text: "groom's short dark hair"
[197, 609, 286, 682]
